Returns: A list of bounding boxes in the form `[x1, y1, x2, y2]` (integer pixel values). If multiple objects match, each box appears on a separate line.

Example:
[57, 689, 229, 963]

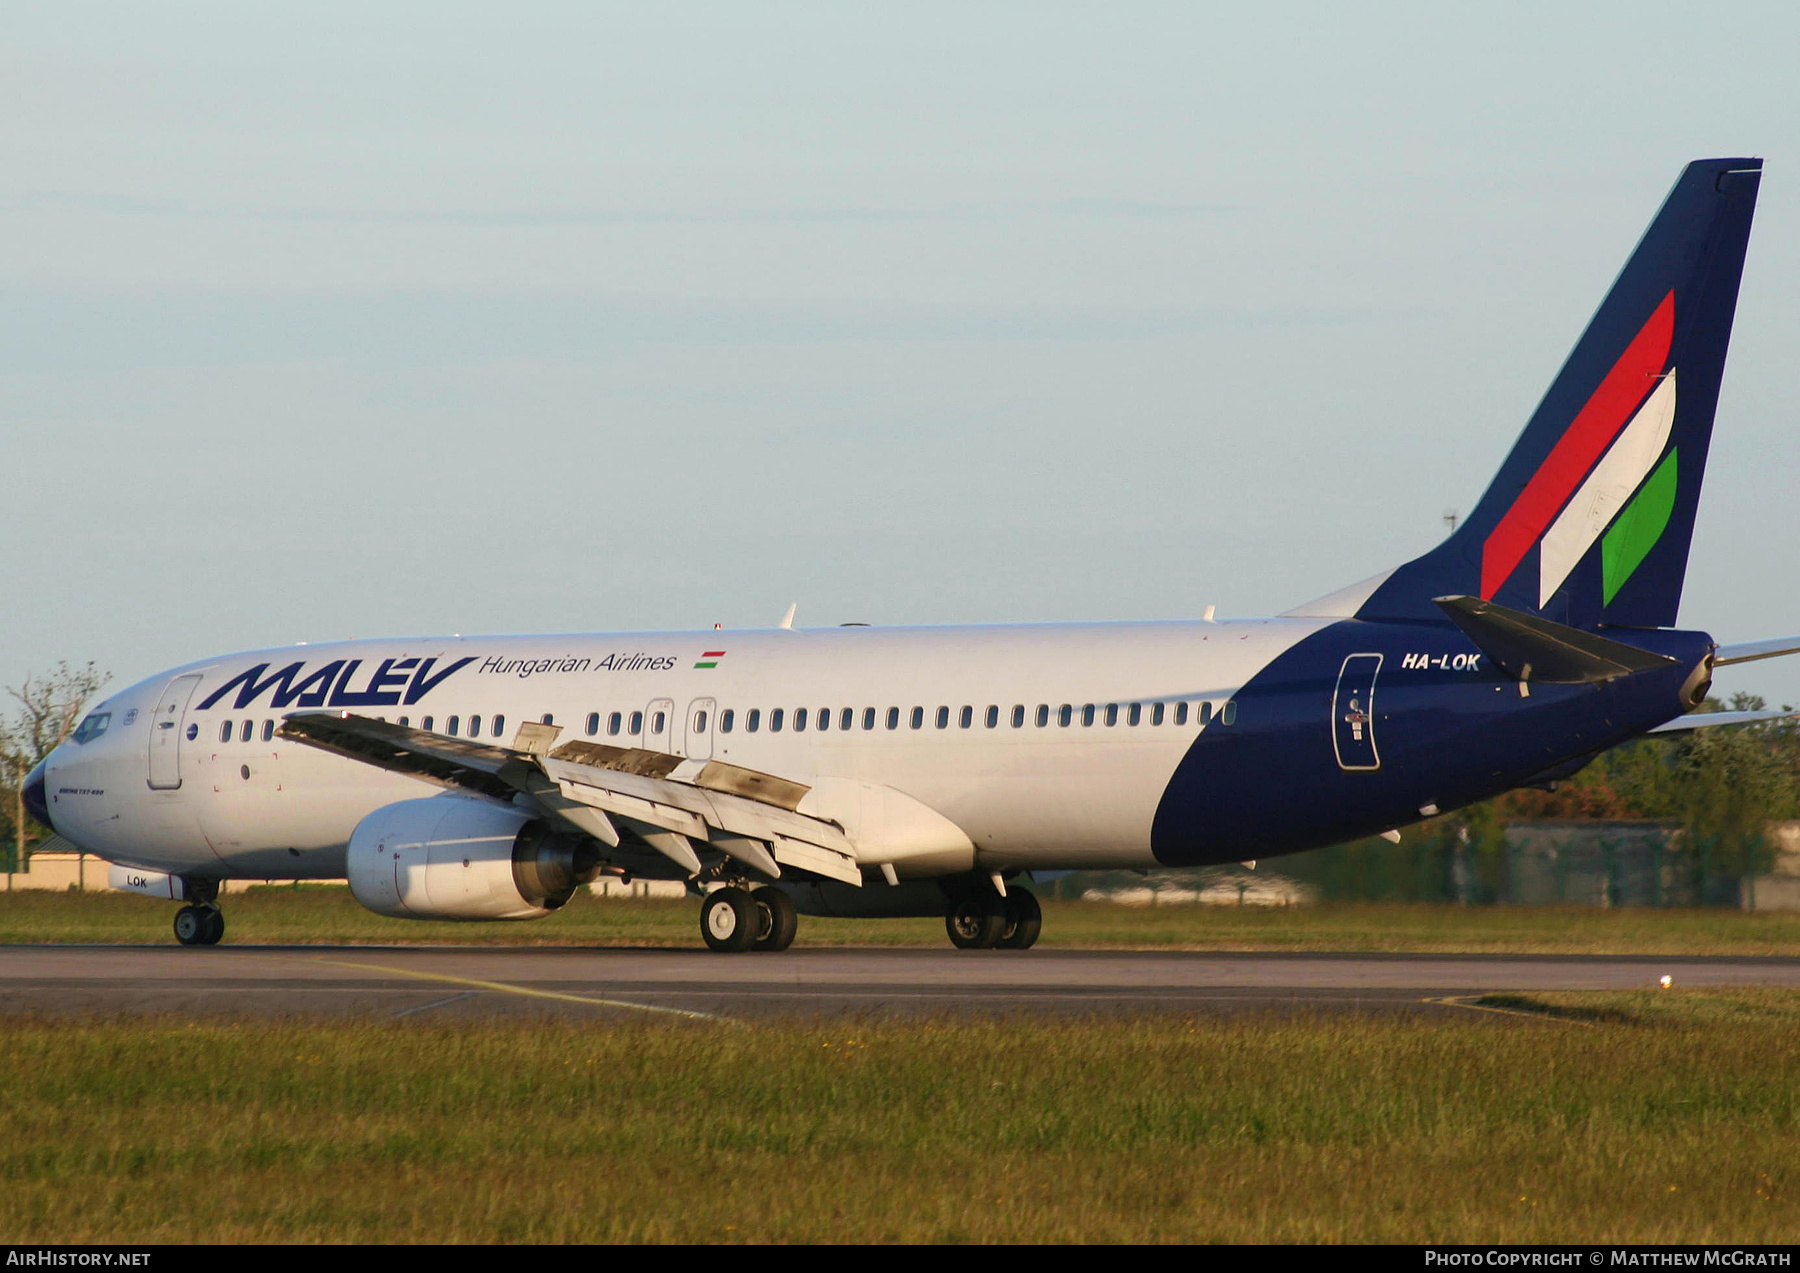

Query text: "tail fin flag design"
[1354, 158, 1762, 631]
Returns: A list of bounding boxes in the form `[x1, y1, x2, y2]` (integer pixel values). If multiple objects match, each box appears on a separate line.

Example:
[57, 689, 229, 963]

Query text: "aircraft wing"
[1713, 636, 1800, 666]
[278, 712, 861, 885]
[1648, 708, 1796, 734]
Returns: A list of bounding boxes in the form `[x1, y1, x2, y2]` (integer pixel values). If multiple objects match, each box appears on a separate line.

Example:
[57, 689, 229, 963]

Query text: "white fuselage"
[41, 618, 1323, 881]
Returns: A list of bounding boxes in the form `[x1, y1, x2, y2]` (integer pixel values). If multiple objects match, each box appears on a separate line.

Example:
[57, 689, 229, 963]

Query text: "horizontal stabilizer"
[1433, 595, 1677, 684]
[1713, 636, 1800, 666]
[1649, 708, 1796, 734]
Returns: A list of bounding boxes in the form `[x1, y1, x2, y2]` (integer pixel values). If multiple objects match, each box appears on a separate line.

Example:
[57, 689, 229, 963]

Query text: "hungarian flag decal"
[694, 650, 726, 669]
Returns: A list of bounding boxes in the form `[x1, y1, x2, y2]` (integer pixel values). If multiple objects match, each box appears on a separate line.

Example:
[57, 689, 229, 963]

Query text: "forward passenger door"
[146, 674, 202, 790]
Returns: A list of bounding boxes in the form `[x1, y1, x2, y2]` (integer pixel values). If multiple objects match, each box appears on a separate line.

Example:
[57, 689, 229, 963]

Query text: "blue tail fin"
[1353, 157, 1761, 630]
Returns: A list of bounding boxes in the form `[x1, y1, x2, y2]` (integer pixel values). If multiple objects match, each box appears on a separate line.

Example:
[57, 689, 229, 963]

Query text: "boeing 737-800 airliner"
[25, 158, 1800, 952]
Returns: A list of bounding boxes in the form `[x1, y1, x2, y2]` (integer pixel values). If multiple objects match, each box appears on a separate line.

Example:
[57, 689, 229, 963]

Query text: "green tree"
[0, 662, 111, 869]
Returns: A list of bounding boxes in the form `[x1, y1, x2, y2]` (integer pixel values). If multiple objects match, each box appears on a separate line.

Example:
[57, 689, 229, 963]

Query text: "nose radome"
[22, 758, 52, 833]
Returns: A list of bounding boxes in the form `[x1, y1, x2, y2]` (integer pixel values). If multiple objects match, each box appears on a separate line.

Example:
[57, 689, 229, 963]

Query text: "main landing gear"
[946, 888, 1040, 950]
[700, 885, 798, 953]
[173, 878, 225, 946]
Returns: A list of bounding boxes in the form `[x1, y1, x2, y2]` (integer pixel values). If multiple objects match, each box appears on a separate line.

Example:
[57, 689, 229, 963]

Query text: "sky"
[5, 1, 1800, 709]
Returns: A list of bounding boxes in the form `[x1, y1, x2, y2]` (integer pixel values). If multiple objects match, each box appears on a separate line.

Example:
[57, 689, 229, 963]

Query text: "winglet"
[778, 602, 797, 630]
[1433, 595, 1676, 684]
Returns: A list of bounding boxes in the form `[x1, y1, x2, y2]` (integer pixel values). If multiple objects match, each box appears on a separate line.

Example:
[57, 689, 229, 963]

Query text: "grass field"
[4, 885, 1800, 954]
[3, 993, 1798, 1243]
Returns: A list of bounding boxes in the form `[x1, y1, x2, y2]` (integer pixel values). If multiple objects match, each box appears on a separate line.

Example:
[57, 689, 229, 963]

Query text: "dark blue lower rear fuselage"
[1150, 618, 1712, 866]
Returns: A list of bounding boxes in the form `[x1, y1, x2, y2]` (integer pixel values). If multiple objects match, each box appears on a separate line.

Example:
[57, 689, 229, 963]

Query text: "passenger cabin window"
[886, 708, 900, 730]
[747, 709, 761, 733]
[935, 706, 949, 729]
[1081, 704, 1096, 727]
[794, 708, 807, 732]
[1011, 705, 1025, 728]
[1152, 703, 1165, 726]
[629, 711, 643, 736]
[1058, 704, 1073, 728]
[1198, 702, 1212, 726]
[447, 716, 460, 737]
[469, 714, 482, 738]
[863, 708, 876, 731]
[608, 712, 622, 736]
[1104, 704, 1118, 727]
[1127, 703, 1141, 726]
[770, 708, 784, 732]
[219, 722, 232, 743]
[814, 707, 827, 732]
[1173, 703, 1188, 726]
[1035, 705, 1049, 727]
[910, 707, 924, 730]
[694, 709, 708, 733]
[262, 720, 275, 742]
[492, 715, 505, 738]
[240, 719, 253, 742]
[1223, 700, 1238, 725]
[985, 706, 998, 728]
[841, 708, 854, 730]
[962, 706, 975, 729]
[422, 716, 435, 732]
[586, 712, 600, 736]
[397, 717, 409, 729]
[652, 711, 666, 735]
[720, 709, 735, 733]
[541, 714, 554, 725]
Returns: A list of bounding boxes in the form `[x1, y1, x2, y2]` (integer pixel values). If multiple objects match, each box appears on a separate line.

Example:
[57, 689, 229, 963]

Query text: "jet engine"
[347, 795, 600, 921]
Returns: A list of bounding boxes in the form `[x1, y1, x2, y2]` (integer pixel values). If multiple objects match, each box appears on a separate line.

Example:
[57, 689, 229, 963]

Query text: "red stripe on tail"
[1479, 290, 1675, 599]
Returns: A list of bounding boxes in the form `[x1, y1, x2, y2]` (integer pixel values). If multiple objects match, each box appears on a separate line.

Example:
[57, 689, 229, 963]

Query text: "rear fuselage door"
[1331, 654, 1383, 772]
[147, 673, 203, 790]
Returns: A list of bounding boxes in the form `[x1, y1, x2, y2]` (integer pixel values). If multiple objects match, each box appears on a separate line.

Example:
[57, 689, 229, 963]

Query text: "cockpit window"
[71, 712, 111, 744]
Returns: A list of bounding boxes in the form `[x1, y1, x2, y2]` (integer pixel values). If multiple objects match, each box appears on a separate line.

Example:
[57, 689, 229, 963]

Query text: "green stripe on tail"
[1601, 448, 1679, 604]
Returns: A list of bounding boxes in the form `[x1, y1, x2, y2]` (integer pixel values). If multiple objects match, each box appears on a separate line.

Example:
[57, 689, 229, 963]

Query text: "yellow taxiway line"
[1423, 994, 1595, 1027]
[313, 956, 732, 1023]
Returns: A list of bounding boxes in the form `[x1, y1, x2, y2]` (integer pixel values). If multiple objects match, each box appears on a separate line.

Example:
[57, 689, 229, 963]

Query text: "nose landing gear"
[173, 905, 224, 946]
[172, 877, 224, 946]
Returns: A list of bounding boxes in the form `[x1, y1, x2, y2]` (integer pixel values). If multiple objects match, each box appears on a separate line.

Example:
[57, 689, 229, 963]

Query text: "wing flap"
[765, 834, 861, 886]
[550, 740, 811, 810]
[279, 710, 859, 884]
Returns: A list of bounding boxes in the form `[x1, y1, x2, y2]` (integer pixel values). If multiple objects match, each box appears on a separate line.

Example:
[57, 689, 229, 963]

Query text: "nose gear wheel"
[173, 905, 224, 946]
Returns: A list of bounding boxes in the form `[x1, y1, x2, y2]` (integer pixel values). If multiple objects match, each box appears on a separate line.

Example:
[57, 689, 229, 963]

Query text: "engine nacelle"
[347, 796, 599, 921]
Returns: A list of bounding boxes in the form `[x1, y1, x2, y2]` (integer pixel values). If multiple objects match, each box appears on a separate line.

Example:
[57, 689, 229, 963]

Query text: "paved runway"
[3, 945, 1799, 1021]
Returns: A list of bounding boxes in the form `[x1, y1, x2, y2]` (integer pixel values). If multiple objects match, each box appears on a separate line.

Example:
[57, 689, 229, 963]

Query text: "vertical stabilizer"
[1353, 158, 1761, 629]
